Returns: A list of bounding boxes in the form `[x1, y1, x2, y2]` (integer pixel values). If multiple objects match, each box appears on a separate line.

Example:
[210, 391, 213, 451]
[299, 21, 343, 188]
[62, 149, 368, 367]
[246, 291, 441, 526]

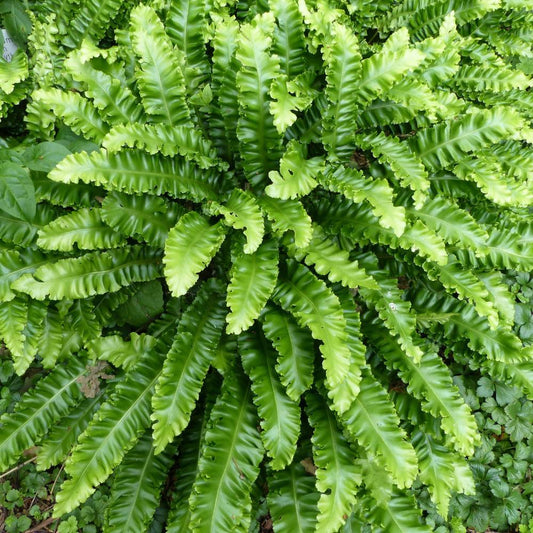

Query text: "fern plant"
[0, 0, 532, 531]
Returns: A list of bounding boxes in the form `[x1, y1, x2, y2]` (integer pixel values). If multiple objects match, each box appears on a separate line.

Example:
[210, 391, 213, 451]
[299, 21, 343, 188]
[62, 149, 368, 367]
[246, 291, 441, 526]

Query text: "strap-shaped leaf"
[453, 64, 531, 93]
[166, 0, 210, 89]
[307, 393, 361, 533]
[261, 306, 315, 401]
[266, 140, 324, 199]
[319, 166, 406, 237]
[212, 189, 264, 254]
[0, 358, 85, 471]
[54, 348, 164, 517]
[34, 88, 109, 143]
[412, 430, 475, 517]
[357, 131, 430, 208]
[101, 191, 182, 248]
[259, 196, 313, 248]
[322, 23, 361, 160]
[12, 246, 162, 300]
[273, 260, 350, 389]
[0, 248, 48, 302]
[236, 14, 282, 187]
[105, 432, 174, 533]
[37, 393, 104, 471]
[409, 107, 523, 169]
[189, 370, 263, 533]
[267, 462, 319, 533]
[226, 239, 278, 335]
[163, 212, 226, 298]
[0, 49, 28, 94]
[39, 305, 65, 368]
[102, 124, 220, 170]
[49, 149, 217, 201]
[151, 281, 226, 453]
[240, 330, 301, 470]
[37, 208, 124, 251]
[0, 205, 55, 246]
[130, 5, 191, 126]
[340, 370, 418, 488]
[368, 325, 479, 455]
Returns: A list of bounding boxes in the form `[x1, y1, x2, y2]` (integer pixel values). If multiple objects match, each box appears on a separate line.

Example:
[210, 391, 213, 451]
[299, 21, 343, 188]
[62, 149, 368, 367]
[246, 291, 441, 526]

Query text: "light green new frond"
[0, 248, 48, 302]
[37, 208, 124, 251]
[130, 5, 191, 125]
[356, 28, 424, 104]
[292, 225, 379, 290]
[33, 88, 109, 143]
[65, 46, 143, 124]
[412, 431, 475, 517]
[453, 64, 532, 93]
[102, 124, 220, 169]
[101, 191, 181, 248]
[368, 326, 479, 455]
[268, 462, 319, 533]
[259, 196, 313, 248]
[411, 197, 489, 252]
[266, 140, 324, 199]
[0, 358, 85, 471]
[227, 239, 278, 335]
[236, 14, 282, 187]
[341, 370, 418, 488]
[212, 189, 264, 254]
[307, 393, 361, 533]
[477, 271, 516, 327]
[369, 487, 430, 533]
[37, 394, 104, 472]
[274, 260, 350, 389]
[261, 306, 315, 401]
[38, 305, 65, 368]
[400, 220, 448, 266]
[164, 212, 226, 298]
[327, 288, 366, 414]
[151, 281, 226, 453]
[166, 0, 210, 89]
[105, 432, 174, 533]
[322, 22, 361, 160]
[410, 108, 524, 170]
[319, 166, 406, 236]
[88, 333, 158, 371]
[240, 330, 301, 470]
[12, 246, 162, 301]
[357, 132, 430, 208]
[0, 49, 28, 94]
[52, 148, 217, 199]
[54, 349, 164, 517]
[189, 370, 263, 533]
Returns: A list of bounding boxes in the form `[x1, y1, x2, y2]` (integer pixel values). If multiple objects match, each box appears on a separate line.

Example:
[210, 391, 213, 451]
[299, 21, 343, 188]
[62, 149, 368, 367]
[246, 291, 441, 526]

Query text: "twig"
[50, 463, 65, 495]
[26, 516, 57, 533]
[0, 457, 36, 481]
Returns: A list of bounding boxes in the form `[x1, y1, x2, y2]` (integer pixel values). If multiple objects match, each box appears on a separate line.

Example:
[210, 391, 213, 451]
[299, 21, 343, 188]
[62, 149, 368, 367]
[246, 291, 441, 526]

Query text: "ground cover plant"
[0, 0, 532, 531]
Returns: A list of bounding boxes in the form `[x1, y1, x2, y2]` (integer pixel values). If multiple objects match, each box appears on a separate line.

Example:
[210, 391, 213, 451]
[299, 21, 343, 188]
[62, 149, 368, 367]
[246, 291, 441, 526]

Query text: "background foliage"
[0, 0, 532, 531]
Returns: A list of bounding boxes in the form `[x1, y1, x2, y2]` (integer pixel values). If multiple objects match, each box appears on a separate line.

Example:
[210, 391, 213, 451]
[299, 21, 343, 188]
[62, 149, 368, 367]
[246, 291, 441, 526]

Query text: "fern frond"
[273, 260, 350, 389]
[341, 370, 418, 488]
[260, 306, 315, 401]
[130, 5, 191, 126]
[0, 248, 48, 302]
[101, 191, 181, 248]
[189, 369, 263, 532]
[226, 239, 278, 335]
[54, 348, 164, 517]
[37, 208, 124, 251]
[307, 393, 361, 533]
[453, 64, 532, 93]
[240, 330, 301, 470]
[151, 280, 226, 453]
[37, 393, 104, 472]
[163, 212, 226, 298]
[259, 196, 313, 248]
[268, 462, 319, 532]
[105, 432, 174, 532]
[12, 246, 162, 300]
[0, 49, 28, 94]
[49, 149, 218, 201]
[0, 358, 85, 471]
